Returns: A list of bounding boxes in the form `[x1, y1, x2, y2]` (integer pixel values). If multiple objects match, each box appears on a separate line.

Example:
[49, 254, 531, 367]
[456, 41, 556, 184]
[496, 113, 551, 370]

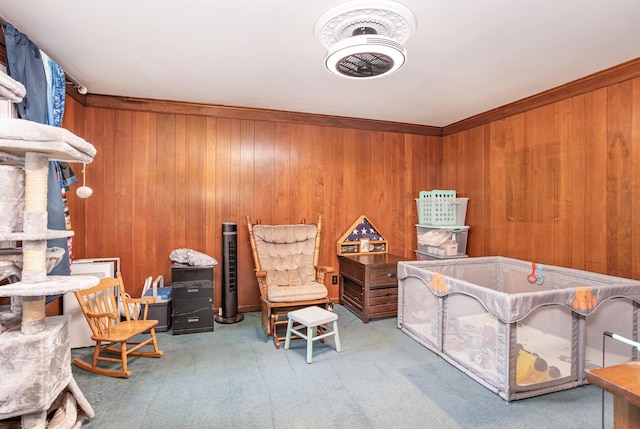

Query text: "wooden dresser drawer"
[368, 286, 398, 316]
[368, 265, 398, 286]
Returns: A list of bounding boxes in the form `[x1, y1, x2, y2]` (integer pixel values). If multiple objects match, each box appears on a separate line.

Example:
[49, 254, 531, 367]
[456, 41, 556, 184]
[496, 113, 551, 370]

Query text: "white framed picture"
[360, 239, 369, 252]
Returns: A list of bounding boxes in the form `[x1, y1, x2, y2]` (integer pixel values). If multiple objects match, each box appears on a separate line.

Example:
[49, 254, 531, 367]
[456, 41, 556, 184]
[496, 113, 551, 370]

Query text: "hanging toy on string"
[75, 163, 93, 199]
[527, 262, 544, 285]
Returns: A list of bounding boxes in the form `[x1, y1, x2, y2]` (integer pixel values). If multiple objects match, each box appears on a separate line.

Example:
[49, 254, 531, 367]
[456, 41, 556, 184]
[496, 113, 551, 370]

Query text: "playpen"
[397, 257, 640, 401]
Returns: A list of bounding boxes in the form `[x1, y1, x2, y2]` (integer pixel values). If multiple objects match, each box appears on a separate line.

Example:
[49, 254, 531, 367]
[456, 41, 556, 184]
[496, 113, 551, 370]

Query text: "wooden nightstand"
[339, 253, 404, 323]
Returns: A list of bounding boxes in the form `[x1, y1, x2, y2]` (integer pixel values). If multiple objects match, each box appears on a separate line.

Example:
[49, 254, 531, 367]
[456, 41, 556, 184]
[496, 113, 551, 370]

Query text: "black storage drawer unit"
[172, 281, 213, 301]
[172, 265, 213, 283]
[172, 265, 214, 335]
[172, 297, 214, 333]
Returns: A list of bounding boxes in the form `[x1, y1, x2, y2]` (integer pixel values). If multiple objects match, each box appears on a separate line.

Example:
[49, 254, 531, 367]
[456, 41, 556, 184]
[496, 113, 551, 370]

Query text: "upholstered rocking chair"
[73, 273, 163, 377]
[246, 216, 333, 348]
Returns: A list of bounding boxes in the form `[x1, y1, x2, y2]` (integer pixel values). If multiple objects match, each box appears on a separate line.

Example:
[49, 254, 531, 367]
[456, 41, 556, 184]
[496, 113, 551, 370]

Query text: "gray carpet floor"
[71, 305, 611, 428]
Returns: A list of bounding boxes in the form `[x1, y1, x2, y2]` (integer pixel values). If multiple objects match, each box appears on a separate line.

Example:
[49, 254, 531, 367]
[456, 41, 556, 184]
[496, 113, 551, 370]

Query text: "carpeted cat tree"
[0, 70, 99, 429]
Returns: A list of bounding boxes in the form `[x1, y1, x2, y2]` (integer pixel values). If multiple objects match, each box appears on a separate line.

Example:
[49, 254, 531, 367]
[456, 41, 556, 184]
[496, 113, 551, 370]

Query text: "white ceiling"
[2, 0, 640, 127]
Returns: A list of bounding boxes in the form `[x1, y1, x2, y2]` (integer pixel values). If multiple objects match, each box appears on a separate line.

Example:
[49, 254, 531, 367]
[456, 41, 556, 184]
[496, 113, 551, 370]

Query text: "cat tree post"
[20, 151, 49, 335]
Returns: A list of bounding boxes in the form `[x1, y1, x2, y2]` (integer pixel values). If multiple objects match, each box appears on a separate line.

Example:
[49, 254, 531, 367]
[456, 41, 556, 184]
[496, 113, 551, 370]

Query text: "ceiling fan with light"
[314, 0, 417, 79]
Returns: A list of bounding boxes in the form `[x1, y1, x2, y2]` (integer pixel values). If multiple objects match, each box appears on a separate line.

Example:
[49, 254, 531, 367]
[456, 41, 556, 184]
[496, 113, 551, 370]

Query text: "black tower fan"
[215, 222, 244, 323]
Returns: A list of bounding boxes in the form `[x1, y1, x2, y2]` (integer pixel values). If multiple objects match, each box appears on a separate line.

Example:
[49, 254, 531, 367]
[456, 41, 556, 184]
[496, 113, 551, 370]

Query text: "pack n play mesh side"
[397, 256, 640, 401]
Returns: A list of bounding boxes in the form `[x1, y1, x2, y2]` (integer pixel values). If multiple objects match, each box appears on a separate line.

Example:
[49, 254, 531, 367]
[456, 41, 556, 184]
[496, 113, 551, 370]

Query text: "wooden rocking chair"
[72, 273, 163, 377]
[246, 216, 333, 348]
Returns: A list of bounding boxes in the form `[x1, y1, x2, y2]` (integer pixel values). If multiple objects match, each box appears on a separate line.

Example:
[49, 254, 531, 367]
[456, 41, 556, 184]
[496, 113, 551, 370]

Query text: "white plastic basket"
[416, 190, 468, 226]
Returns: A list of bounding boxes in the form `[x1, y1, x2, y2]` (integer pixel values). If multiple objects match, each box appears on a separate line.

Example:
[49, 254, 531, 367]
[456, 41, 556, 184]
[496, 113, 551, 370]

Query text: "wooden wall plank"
[407, 134, 440, 252]
[84, 108, 109, 258]
[385, 132, 405, 257]
[632, 78, 640, 280]
[215, 118, 232, 223]
[321, 126, 339, 283]
[553, 99, 573, 268]
[204, 117, 218, 305]
[174, 115, 187, 249]
[403, 136, 415, 254]
[606, 81, 633, 277]
[340, 129, 360, 229]
[505, 113, 526, 260]
[273, 123, 291, 224]
[569, 95, 587, 270]
[215, 118, 239, 304]
[334, 128, 347, 252]
[239, 120, 256, 307]
[254, 121, 275, 224]
[368, 130, 385, 235]
[130, 112, 157, 297]
[156, 113, 177, 286]
[111, 110, 133, 286]
[96, 111, 117, 257]
[183, 115, 207, 253]
[180, 115, 213, 297]
[584, 89, 608, 274]
[526, 104, 557, 263]
[480, 124, 490, 254]
[312, 125, 326, 219]
[486, 120, 506, 256]
[294, 124, 315, 222]
[288, 125, 302, 221]
[458, 127, 484, 256]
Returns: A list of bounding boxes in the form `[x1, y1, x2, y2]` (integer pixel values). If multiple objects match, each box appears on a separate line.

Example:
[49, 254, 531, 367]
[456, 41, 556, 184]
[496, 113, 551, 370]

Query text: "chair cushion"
[267, 281, 328, 303]
[252, 224, 325, 296]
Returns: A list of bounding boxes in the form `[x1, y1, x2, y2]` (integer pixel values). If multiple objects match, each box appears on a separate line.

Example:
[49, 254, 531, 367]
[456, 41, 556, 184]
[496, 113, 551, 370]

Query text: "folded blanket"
[0, 118, 96, 163]
[170, 248, 218, 267]
[0, 71, 26, 102]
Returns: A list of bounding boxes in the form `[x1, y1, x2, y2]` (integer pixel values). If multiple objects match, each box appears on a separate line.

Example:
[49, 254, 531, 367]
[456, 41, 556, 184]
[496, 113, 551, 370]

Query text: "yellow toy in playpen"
[516, 344, 561, 385]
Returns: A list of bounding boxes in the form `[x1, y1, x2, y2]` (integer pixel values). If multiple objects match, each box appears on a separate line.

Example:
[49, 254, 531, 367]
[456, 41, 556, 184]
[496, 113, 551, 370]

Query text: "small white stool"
[284, 306, 341, 363]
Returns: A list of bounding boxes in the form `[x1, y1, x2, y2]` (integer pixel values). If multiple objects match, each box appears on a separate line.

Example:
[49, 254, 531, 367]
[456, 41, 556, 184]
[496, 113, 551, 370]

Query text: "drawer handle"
[187, 317, 200, 323]
[187, 288, 199, 293]
[387, 273, 397, 278]
[386, 292, 394, 296]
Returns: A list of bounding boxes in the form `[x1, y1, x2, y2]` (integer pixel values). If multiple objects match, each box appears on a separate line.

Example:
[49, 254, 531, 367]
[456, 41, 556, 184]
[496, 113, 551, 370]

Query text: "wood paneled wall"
[61, 60, 640, 313]
[440, 77, 640, 279]
[62, 99, 440, 312]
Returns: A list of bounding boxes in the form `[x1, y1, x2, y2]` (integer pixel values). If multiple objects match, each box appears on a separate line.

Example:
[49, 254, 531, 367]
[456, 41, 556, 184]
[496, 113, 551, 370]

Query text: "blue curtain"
[3, 23, 47, 123]
[41, 50, 66, 128]
[3, 24, 74, 299]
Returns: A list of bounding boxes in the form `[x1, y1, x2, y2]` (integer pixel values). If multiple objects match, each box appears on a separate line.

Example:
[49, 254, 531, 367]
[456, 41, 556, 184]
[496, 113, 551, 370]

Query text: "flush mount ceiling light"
[314, 0, 417, 79]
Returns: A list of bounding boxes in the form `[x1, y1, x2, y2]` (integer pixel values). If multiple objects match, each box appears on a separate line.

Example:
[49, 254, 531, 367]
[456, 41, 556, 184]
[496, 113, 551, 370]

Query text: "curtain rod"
[0, 14, 88, 95]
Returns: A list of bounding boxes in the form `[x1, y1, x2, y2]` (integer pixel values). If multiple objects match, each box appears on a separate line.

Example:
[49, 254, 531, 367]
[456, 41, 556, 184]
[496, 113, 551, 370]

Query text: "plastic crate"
[415, 250, 469, 260]
[416, 190, 468, 226]
[143, 286, 172, 302]
[146, 300, 172, 332]
[421, 190, 456, 199]
[416, 225, 469, 256]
